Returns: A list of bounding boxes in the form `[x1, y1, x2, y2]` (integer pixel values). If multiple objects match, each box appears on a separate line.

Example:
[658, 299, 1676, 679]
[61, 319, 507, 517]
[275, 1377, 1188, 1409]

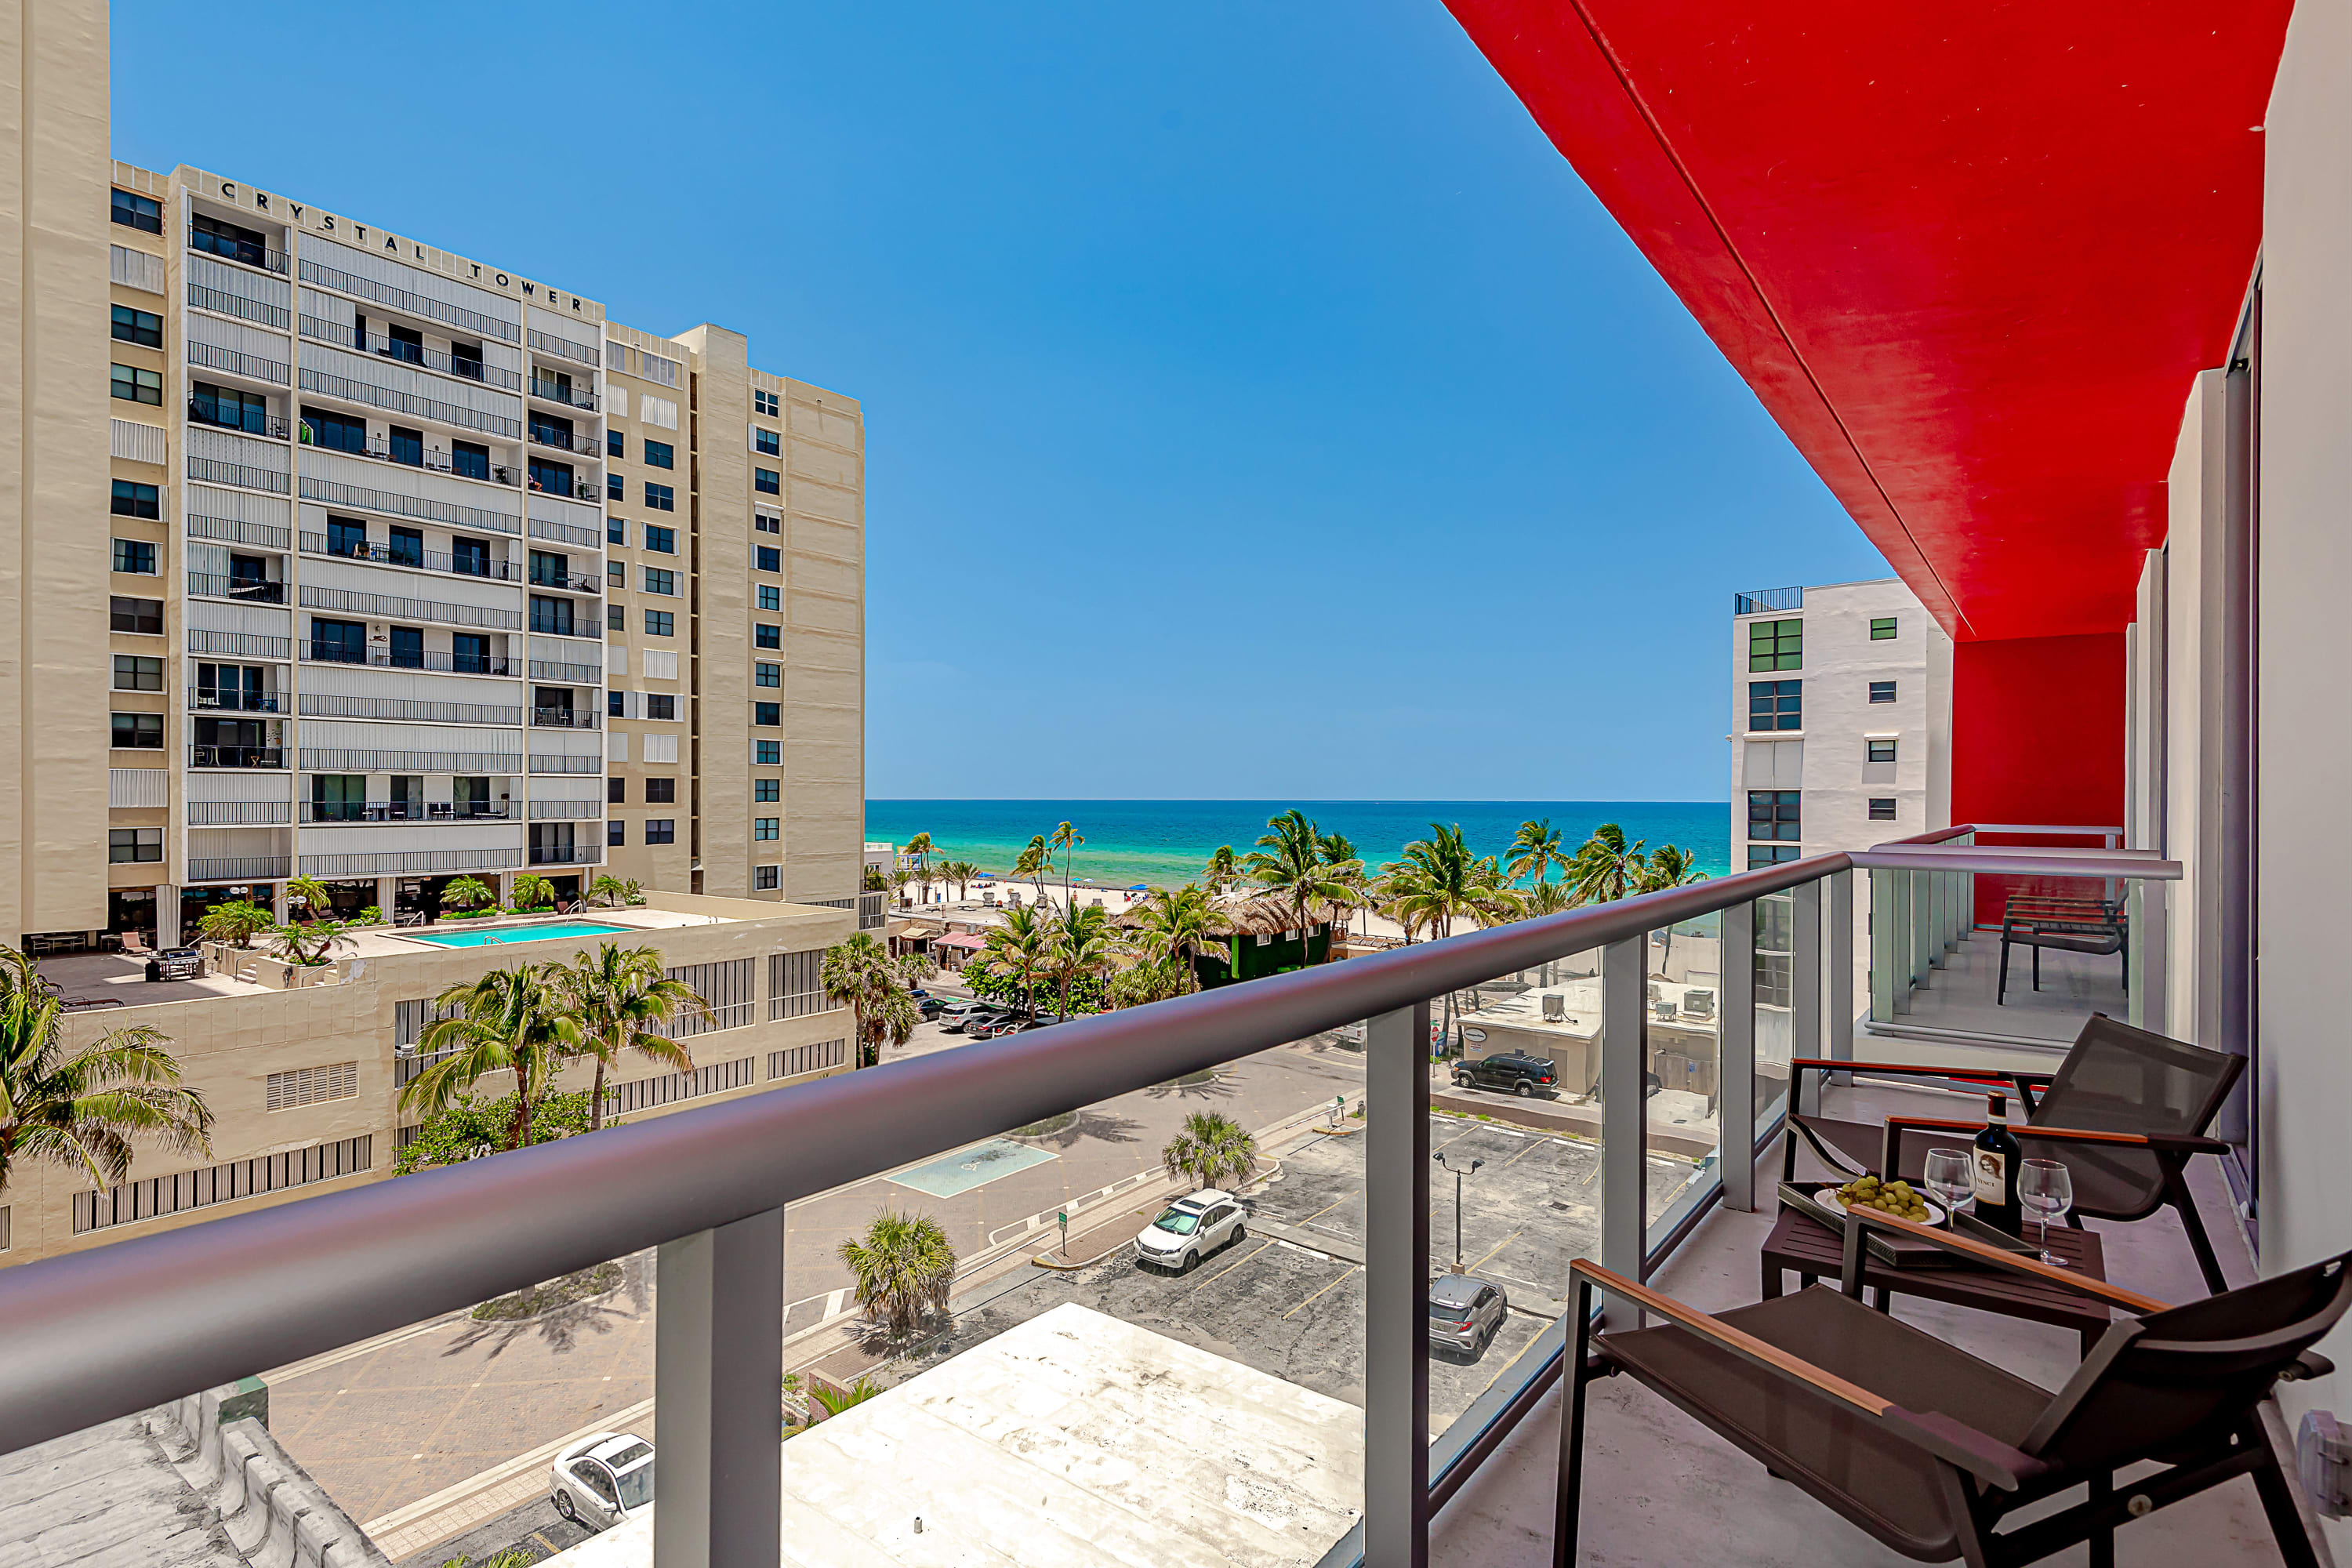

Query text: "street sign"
[1057, 1209, 1069, 1254]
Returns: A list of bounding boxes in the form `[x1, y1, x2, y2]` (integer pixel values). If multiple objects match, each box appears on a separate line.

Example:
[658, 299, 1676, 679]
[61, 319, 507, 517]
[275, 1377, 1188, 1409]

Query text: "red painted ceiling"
[1444, 1, 2288, 640]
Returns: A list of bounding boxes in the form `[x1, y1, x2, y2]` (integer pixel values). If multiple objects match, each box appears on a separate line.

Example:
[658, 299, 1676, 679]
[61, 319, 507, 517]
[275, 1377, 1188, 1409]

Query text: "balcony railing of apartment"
[528, 378, 599, 412]
[295, 315, 527, 391]
[298, 693, 524, 727]
[527, 514, 604, 550]
[529, 708, 598, 729]
[187, 687, 282, 713]
[527, 425, 602, 456]
[526, 658, 603, 685]
[299, 802, 511, 825]
[297, 256, 521, 343]
[189, 282, 290, 331]
[526, 328, 599, 367]
[187, 455, 290, 495]
[188, 629, 292, 662]
[300, 429, 523, 488]
[528, 568, 604, 593]
[527, 799, 603, 819]
[299, 644, 517, 678]
[187, 343, 292, 390]
[298, 532, 523, 583]
[299, 847, 524, 879]
[0, 837, 1919, 1568]
[187, 513, 292, 552]
[185, 855, 292, 883]
[1732, 585, 1806, 615]
[187, 397, 291, 439]
[188, 745, 285, 770]
[526, 755, 599, 774]
[186, 572, 286, 605]
[298, 368, 524, 442]
[185, 800, 292, 826]
[187, 223, 287, 275]
[527, 844, 600, 866]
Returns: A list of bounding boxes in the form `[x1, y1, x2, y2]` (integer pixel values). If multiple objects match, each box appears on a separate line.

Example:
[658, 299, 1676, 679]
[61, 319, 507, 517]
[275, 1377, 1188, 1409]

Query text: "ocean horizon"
[864, 800, 1731, 889]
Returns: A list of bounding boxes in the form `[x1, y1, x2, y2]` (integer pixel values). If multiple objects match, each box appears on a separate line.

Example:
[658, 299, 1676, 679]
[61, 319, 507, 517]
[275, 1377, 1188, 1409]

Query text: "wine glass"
[2018, 1159, 2074, 1265]
[1922, 1149, 1972, 1226]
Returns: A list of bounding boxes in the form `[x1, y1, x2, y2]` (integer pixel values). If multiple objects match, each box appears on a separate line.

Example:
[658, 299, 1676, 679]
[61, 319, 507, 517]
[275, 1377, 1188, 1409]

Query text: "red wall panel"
[1951, 633, 2129, 925]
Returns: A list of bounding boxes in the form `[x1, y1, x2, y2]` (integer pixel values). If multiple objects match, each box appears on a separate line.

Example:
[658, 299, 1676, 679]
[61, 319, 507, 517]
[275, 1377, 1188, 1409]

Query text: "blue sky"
[112, 1, 1887, 802]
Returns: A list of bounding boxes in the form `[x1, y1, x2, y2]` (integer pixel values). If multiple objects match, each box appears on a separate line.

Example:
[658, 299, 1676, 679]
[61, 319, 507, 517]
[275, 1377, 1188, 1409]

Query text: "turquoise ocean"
[864, 800, 1731, 889]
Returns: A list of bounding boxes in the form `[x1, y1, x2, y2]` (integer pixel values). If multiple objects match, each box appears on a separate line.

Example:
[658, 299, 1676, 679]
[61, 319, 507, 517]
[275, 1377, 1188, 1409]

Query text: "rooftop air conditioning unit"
[1541, 993, 1565, 1022]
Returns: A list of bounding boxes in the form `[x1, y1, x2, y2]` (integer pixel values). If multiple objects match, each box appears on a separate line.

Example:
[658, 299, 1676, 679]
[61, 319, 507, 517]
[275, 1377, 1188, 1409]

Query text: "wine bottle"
[1971, 1092, 2023, 1235]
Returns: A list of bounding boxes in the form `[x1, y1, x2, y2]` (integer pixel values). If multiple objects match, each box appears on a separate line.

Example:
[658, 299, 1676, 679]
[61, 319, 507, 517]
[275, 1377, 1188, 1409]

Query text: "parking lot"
[870, 1112, 1705, 1432]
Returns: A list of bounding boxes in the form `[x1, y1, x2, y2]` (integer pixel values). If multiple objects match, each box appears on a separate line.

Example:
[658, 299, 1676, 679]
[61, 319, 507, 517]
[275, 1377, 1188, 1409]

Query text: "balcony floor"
[1871, 928, 2129, 1048]
[1431, 1076, 2288, 1567]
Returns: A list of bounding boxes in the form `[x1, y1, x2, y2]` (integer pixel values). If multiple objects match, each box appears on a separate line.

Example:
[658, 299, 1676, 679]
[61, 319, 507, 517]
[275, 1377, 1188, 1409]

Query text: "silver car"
[1428, 1273, 1508, 1358]
[550, 1431, 655, 1532]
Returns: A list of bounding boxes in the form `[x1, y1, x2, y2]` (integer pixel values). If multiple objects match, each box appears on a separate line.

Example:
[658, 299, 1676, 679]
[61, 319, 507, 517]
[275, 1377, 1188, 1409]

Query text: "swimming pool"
[404, 921, 630, 949]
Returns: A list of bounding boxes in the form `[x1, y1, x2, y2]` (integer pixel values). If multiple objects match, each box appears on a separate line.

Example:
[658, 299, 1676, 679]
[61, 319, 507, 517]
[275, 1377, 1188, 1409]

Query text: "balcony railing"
[187, 687, 282, 713]
[528, 708, 597, 728]
[185, 855, 291, 882]
[187, 343, 291, 390]
[527, 799, 604, 819]
[187, 397, 291, 438]
[528, 568, 603, 593]
[186, 800, 292, 826]
[186, 572, 285, 604]
[527, 328, 599, 367]
[527, 843, 598, 865]
[299, 644, 517, 678]
[189, 745, 285, 769]
[296, 315, 526, 391]
[528, 379, 598, 412]
[527, 426, 602, 456]
[298, 532, 522, 582]
[300, 428, 522, 488]
[299, 802, 511, 825]
[187, 223, 287, 275]
[297, 256, 520, 343]
[1733, 585, 1806, 615]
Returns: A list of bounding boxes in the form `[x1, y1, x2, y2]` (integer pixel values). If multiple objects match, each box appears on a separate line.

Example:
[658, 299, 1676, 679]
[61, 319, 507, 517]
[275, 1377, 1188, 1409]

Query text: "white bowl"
[1817, 1186, 1948, 1227]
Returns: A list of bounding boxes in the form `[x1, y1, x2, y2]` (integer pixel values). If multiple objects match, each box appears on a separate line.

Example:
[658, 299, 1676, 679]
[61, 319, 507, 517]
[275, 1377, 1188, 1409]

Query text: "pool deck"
[347, 907, 721, 958]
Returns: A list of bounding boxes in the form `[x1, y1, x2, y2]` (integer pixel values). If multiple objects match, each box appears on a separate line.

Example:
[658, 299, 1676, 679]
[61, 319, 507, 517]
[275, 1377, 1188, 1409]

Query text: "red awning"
[1443, 1, 2288, 640]
[935, 933, 986, 950]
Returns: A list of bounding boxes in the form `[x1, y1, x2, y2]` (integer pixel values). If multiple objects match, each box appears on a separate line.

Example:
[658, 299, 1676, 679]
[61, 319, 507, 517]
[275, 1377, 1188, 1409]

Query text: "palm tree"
[1106, 958, 1189, 1008]
[838, 1210, 956, 1342]
[1127, 884, 1221, 996]
[1243, 810, 1357, 967]
[902, 832, 935, 891]
[1012, 836, 1051, 905]
[1319, 831, 1374, 938]
[284, 874, 337, 921]
[268, 917, 354, 967]
[1565, 824, 1647, 906]
[1160, 1111, 1258, 1191]
[1504, 819, 1572, 891]
[937, 860, 980, 901]
[1381, 825, 1523, 1047]
[398, 963, 583, 1152]
[0, 949, 212, 1196]
[1051, 821, 1084, 909]
[590, 873, 633, 909]
[195, 899, 273, 949]
[1632, 844, 1710, 977]
[821, 931, 930, 1068]
[1203, 845, 1242, 897]
[560, 943, 707, 1130]
[1050, 903, 1120, 1018]
[975, 905, 1054, 1020]
[442, 875, 497, 916]
[510, 873, 557, 912]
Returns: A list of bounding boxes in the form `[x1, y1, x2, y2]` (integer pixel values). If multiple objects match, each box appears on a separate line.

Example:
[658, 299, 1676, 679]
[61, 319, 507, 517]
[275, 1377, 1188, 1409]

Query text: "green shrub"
[394, 1091, 597, 1174]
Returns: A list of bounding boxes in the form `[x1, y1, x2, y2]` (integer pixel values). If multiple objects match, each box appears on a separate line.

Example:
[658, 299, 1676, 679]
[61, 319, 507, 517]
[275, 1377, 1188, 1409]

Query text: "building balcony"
[186, 572, 285, 604]
[528, 378, 598, 412]
[299, 532, 523, 583]
[296, 315, 526, 392]
[299, 802, 511, 825]
[187, 686, 282, 713]
[1732, 585, 1806, 615]
[299, 644, 518, 678]
[526, 843, 600, 865]
[527, 425, 603, 459]
[528, 568, 603, 594]
[187, 400, 291, 440]
[187, 223, 285, 275]
[188, 745, 285, 769]
[185, 854, 291, 882]
[301, 428, 523, 488]
[529, 708, 597, 729]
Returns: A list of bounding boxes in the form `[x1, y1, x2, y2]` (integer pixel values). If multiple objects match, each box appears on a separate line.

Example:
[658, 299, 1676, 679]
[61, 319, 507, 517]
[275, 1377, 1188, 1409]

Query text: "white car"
[551, 1432, 655, 1531]
[1135, 1189, 1246, 1272]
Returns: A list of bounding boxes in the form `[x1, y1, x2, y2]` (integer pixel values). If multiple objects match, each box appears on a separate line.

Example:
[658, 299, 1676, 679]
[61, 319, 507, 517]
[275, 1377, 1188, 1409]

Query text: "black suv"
[1453, 1051, 1559, 1098]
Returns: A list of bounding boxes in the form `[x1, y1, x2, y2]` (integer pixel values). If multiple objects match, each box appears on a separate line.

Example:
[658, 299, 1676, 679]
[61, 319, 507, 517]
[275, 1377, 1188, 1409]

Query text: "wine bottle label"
[1972, 1149, 2007, 1206]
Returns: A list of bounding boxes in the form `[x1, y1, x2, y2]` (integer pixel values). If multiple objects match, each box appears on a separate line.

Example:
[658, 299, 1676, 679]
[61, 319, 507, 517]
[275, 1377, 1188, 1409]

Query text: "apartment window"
[607, 474, 624, 502]
[1867, 739, 1898, 764]
[1868, 681, 1897, 703]
[608, 820, 626, 847]
[644, 609, 674, 637]
[1870, 616, 1898, 641]
[753, 389, 779, 417]
[756, 546, 780, 573]
[111, 363, 162, 405]
[647, 694, 676, 721]
[608, 561, 625, 589]
[754, 662, 780, 688]
[111, 188, 163, 234]
[754, 514, 780, 535]
[643, 567, 677, 597]
[1747, 789, 1801, 842]
[644, 524, 676, 554]
[607, 432, 624, 458]
[387, 425, 425, 468]
[110, 596, 163, 634]
[754, 623, 780, 649]
[754, 427, 780, 456]
[645, 819, 675, 845]
[1868, 797, 1898, 822]
[191, 381, 271, 435]
[1748, 844, 1800, 869]
[326, 516, 368, 558]
[305, 408, 368, 455]
[755, 740, 781, 766]
[754, 702, 780, 727]
[112, 655, 164, 691]
[754, 818, 779, 841]
[191, 212, 270, 267]
[608, 604, 624, 631]
[645, 482, 674, 510]
[529, 596, 575, 637]
[451, 536, 490, 578]
[450, 440, 491, 482]
[757, 585, 781, 612]
[112, 539, 156, 575]
[109, 827, 163, 864]
[111, 712, 163, 750]
[608, 776, 626, 802]
[646, 777, 676, 804]
[1748, 618, 1802, 671]
[111, 480, 161, 519]
[754, 865, 780, 890]
[608, 515, 626, 544]
[111, 304, 163, 348]
[644, 440, 674, 470]
[754, 468, 781, 495]
[528, 458, 574, 495]
[755, 778, 779, 803]
[1747, 680, 1801, 732]
[608, 690, 626, 717]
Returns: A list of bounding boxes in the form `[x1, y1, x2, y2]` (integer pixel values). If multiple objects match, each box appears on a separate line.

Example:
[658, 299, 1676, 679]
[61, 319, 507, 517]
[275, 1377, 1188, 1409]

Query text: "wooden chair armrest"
[1843, 1209, 2169, 1314]
[1878, 1116, 2224, 1174]
[1568, 1258, 1890, 1416]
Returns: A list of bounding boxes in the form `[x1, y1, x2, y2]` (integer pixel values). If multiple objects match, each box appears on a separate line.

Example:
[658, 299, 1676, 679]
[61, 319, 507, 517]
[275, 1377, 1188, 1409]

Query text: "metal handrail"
[528, 426, 601, 456]
[299, 532, 521, 582]
[529, 379, 599, 412]
[296, 315, 525, 390]
[0, 849, 1848, 1450]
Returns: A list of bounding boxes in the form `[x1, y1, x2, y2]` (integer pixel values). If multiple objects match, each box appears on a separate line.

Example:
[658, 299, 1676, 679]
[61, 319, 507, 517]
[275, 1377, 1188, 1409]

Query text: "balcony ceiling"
[1444, 0, 2290, 640]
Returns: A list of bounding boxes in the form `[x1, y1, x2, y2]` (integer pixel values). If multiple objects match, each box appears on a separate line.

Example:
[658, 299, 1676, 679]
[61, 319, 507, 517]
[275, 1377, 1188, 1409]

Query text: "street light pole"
[1432, 1152, 1482, 1273]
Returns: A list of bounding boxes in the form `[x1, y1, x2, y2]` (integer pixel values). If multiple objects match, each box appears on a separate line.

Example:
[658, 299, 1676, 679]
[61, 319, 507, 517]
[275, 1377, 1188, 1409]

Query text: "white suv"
[551, 1432, 655, 1531]
[1135, 1190, 1246, 1272]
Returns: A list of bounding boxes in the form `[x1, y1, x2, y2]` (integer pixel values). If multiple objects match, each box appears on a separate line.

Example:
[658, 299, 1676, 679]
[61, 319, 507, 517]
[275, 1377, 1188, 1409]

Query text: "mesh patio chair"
[1999, 895, 2127, 1004]
[1557, 1221, 2347, 1567]
[1782, 1013, 2244, 1292]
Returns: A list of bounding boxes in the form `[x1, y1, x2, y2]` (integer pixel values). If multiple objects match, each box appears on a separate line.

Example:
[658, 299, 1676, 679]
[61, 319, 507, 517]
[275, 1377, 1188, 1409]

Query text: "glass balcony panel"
[1642, 920, 1725, 1261]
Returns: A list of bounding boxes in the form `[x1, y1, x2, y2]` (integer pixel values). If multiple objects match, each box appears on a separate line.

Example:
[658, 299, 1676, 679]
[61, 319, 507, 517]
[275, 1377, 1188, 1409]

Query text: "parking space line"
[1281, 1265, 1362, 1321]
[1185, 1239, 1276, 1297]
[1473, 1325, 1549, 1400]
[1499, 1137, 1554, 1171]
[1465, 1227, 1523, 1274]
